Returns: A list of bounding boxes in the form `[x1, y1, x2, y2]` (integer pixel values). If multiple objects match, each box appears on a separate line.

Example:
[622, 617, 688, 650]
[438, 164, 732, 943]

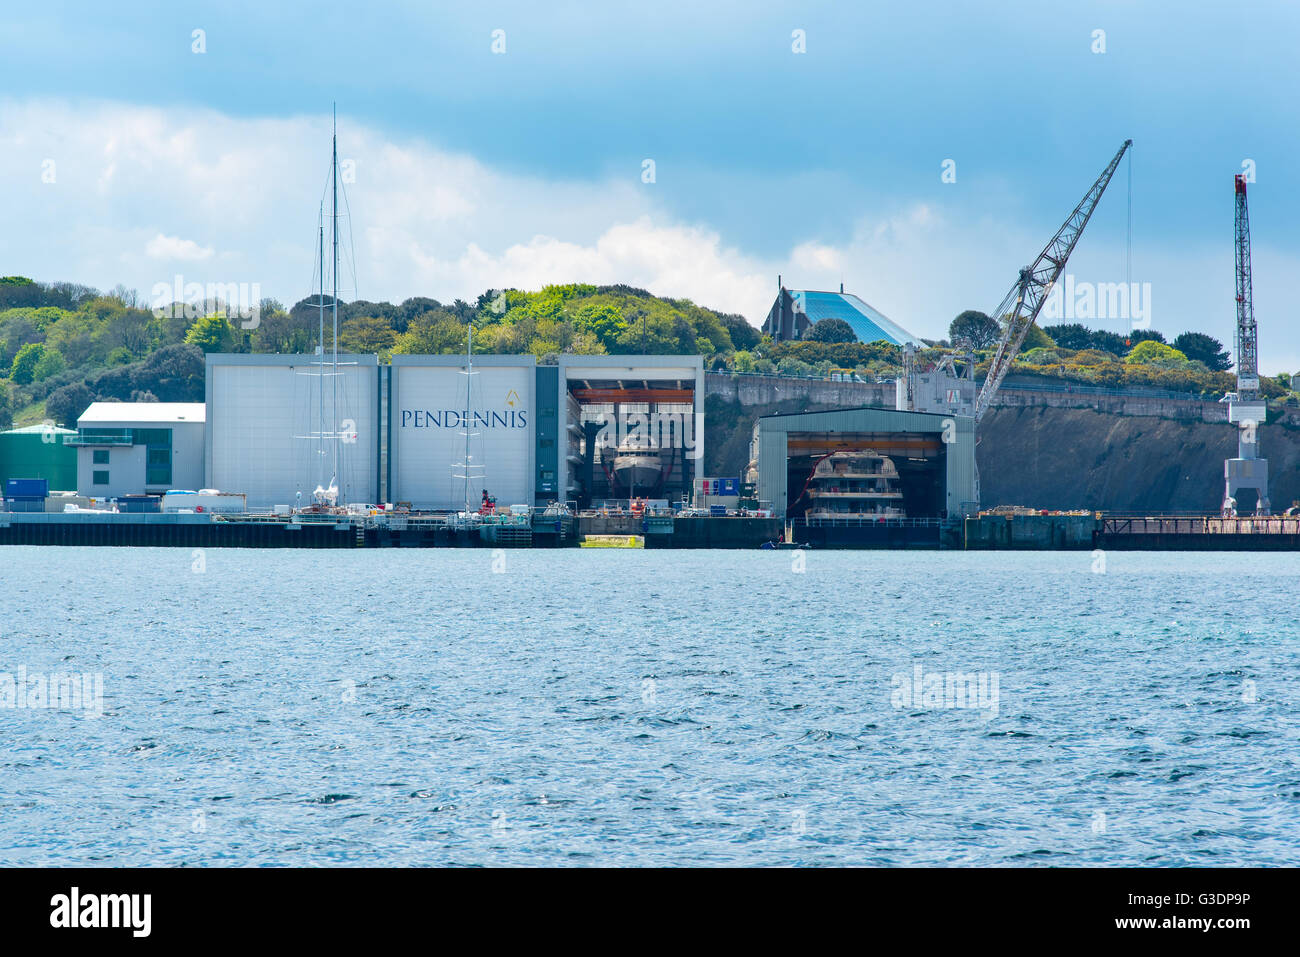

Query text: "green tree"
[949, 310, 1000, 349]
[527, 336, 562, 358]
[32, 345, 65, 381]
[1041, 323, 1093, 350]
[0, 276, 41, 310]
[1088, 329, 1129, 354]
[804, 317, 857, 343]
[393, 310, 468, 354]
[45, 382, 94, 427]
[340, 314, 397, 354]
[249, 302, 311, 354]
[1127, 340, 1187, 365]
[0, 310, 43, 367]
[613, 314, 689, 354]
[0, 381, 12, 429]
[569, 302, 627, 349]
[130, 344, 205, 401]
[10, 341, 45, 384]
[1171, 332, 1230, 371]
[1020, 324, 1055, 351]
[1128, 329, 1166, 345]
[567, 330, 606, 355]
[184, 313, 234, 354]
[45, 312, 96, 366]
[719, 313, 761, 351]
[97, 307, 153, 358]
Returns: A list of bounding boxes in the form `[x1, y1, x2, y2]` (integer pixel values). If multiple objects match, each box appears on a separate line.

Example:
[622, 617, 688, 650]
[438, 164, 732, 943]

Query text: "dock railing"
[793, 516, 943, 529]
[1101, 515, 1300, 535]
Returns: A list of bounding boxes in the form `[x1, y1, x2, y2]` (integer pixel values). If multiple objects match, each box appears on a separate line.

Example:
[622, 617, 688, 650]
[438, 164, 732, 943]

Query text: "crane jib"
[972, 139, 1132, 423]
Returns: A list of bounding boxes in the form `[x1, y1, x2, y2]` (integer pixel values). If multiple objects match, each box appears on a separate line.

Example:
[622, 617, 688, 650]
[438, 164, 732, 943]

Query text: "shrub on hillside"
[1070, 348, 1121, 365]
[768, 340, 901, 367]
[45, 382, 94, 428]
[1127, 340, 1187, 365]
[804, 317, 857, 343]
[1019, 348, 1065, 365]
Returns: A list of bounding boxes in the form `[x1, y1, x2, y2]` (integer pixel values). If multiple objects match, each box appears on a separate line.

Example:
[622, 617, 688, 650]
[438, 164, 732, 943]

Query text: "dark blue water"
[1, 546, 1296, 866]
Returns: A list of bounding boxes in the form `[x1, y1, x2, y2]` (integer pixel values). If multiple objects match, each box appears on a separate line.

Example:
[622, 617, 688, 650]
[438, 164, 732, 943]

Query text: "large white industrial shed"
[205, 354, 380, 508]
[387, 354, 536, 511]
[201, 351, 708, 512]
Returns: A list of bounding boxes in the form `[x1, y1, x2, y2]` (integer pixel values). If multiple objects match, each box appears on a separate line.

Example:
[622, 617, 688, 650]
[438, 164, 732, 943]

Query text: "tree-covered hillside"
[0, 277, 760, 429]
[2, 273, 1291, 431]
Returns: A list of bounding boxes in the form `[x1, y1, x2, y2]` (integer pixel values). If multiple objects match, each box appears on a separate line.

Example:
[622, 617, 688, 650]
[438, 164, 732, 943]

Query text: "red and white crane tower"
[1222, 174, 1269, 516]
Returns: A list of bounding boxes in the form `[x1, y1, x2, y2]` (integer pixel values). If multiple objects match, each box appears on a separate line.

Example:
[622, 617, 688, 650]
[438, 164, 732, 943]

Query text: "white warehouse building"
[205, 353, 380, 509]
[388, 355, 536, 511]
[71, 402, 206, 499]
[198, 352, 704, 512]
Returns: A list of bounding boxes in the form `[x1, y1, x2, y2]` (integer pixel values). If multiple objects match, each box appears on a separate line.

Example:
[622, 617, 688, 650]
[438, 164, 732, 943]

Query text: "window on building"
[92, 449, 110, 464]
[92, 470, 109, 486]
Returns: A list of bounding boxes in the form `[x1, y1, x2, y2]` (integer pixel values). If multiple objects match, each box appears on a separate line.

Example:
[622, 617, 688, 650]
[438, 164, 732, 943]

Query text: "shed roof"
[77, 402, 206, 425]
[2, 424, 77, 435]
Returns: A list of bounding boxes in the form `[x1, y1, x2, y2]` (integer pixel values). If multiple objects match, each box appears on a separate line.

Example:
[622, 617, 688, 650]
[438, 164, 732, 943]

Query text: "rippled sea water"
[1, 546, 1296, 866]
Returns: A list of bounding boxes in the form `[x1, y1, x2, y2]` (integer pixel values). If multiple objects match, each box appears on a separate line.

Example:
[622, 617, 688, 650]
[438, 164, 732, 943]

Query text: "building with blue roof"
[762, 282, 925, 346]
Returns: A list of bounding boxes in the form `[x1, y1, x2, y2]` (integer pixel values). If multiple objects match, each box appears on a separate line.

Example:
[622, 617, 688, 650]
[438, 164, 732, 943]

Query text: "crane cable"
[1126, 144, 1133, 306]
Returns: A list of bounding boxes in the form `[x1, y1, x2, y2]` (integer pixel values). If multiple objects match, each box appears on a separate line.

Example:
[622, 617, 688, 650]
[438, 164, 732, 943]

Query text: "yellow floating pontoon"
[580, 535, 644, 549]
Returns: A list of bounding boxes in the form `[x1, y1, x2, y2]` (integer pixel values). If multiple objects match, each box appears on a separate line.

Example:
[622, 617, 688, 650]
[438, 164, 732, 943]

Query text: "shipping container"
[5, 478, 48, 499]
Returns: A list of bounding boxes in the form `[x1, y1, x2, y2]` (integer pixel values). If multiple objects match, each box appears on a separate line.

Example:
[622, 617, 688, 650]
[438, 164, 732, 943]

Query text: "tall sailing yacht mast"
[297, 105, 351, 508]
[317, 212, 326, 494]
[452, 321, 483, 517]
[330, 104, 340, 499]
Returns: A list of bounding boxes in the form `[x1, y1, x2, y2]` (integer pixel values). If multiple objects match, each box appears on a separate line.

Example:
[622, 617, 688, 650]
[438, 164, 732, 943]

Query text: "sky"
[1, 1, 1297, 370]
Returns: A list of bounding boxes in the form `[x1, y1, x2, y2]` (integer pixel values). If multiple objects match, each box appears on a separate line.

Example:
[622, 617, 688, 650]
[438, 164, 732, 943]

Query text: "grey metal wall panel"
[205, 353, 380, 508]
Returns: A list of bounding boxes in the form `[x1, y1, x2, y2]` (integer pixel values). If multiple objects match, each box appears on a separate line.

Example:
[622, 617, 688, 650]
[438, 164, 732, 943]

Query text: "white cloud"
[1, 97, 1297, 371]
[401, 221, 773, 320]
[144, 233, 214, 261]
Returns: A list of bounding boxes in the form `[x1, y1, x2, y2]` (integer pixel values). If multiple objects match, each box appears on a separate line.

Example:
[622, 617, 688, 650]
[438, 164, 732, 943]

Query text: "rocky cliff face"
[978, 406, 1300, 513]
[705, 387, 1299, 513]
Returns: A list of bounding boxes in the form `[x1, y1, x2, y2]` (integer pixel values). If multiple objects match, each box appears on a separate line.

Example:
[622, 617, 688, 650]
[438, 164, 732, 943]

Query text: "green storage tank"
[0, 425, 78, 492]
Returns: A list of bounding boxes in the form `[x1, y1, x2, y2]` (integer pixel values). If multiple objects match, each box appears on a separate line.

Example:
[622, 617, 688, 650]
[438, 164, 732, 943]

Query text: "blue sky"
[2, 1, 1297, 368]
